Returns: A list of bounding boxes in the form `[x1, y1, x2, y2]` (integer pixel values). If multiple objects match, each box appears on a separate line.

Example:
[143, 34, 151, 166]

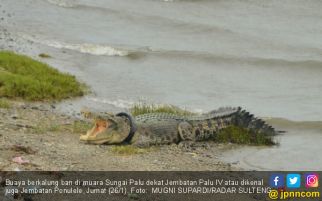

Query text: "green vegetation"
[31, 120, 92, 135]
[130, 102, 194, 117]
[32, 124, 48, 134]
[215, 126, 275, 145]
[0, 51, 85, 101]
[38, 53, 51, 58]
[72, 120, 93, 134]
[32, 123, 63, 134]
[48, 124, 61, 132]
[0, 99, 11, 108]
[111, 145, 153, 155]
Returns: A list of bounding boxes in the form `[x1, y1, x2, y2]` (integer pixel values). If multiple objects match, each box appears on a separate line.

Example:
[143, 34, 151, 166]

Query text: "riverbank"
[0, 100, 238, 171]
[0, 51, 85, 101]
[0, 51, 246, 171]
[1, 0, 321, 171]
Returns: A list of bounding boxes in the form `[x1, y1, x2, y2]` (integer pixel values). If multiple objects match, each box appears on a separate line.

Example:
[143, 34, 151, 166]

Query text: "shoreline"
[1, 25, 321, 122]
[0, 100, 238, 171]
[1, 3, 321, 171]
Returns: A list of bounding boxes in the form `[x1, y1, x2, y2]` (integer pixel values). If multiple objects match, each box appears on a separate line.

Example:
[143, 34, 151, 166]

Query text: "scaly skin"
[79, 107, 276, 147]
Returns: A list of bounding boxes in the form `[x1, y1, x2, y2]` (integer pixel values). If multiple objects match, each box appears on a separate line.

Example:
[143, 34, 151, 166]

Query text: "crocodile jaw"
[80, 119, 129, 145]
[80, 130, 124, 144]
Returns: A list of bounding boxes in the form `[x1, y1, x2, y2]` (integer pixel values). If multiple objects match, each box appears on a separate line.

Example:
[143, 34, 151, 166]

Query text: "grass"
[32, 123, 64, 134]
[215, 126, 275, 145]
[30, 120, 92, 135]
[0, 51, 85, 101]
[72, 120, 93, 134]
[32, 124, 47, 134]
[48, 124, 61, 132]
[130, 102, 194, 117]
[0, 99, 11, 108]
[111, 145, 153, 155]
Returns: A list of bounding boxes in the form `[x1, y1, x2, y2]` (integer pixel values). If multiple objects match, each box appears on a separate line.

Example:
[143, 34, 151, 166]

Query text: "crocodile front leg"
[131, 130, 152, 148]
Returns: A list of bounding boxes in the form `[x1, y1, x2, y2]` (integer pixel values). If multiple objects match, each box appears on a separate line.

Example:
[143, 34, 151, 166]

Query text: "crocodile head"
[79, 114, 130, 145]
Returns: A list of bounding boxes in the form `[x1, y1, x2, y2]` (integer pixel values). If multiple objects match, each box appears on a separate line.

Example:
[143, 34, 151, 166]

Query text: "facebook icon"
[270, 174, 285, 188]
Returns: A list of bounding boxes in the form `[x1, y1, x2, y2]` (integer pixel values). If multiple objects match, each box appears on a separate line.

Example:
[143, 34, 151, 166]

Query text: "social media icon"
[287, 174, 301, 188]
[305, 173, 319, 188]
[270, 174, 285, 188]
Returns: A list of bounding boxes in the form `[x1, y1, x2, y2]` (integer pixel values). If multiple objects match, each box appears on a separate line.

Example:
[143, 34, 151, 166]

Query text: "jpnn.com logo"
[269, 190, 320, 200]
[268, 173, 320, 200]
[270, 173, 319, 189]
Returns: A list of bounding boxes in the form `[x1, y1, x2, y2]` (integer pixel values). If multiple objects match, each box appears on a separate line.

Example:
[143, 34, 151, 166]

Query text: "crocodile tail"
[233, 107, 276, 136]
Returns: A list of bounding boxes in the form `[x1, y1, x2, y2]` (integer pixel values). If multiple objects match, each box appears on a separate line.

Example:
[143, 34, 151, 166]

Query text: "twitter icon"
[287, 174, 301, 188]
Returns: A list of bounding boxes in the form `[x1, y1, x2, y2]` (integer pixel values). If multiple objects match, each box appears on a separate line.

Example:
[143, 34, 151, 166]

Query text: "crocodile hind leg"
[178, 122, 211, 150]
[178, 122, 194, 141]
[178, 122, 197, 150]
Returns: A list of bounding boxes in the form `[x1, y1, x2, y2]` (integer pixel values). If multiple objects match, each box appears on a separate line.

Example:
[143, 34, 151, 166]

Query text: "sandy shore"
[0, 101, 238, 171]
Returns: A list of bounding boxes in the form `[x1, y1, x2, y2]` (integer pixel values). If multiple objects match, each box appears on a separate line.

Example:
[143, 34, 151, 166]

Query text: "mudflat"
[0, 101, 238, 171]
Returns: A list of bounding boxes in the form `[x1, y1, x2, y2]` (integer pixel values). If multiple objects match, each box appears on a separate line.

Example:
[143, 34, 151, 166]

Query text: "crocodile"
[79, 107, 276, 147]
